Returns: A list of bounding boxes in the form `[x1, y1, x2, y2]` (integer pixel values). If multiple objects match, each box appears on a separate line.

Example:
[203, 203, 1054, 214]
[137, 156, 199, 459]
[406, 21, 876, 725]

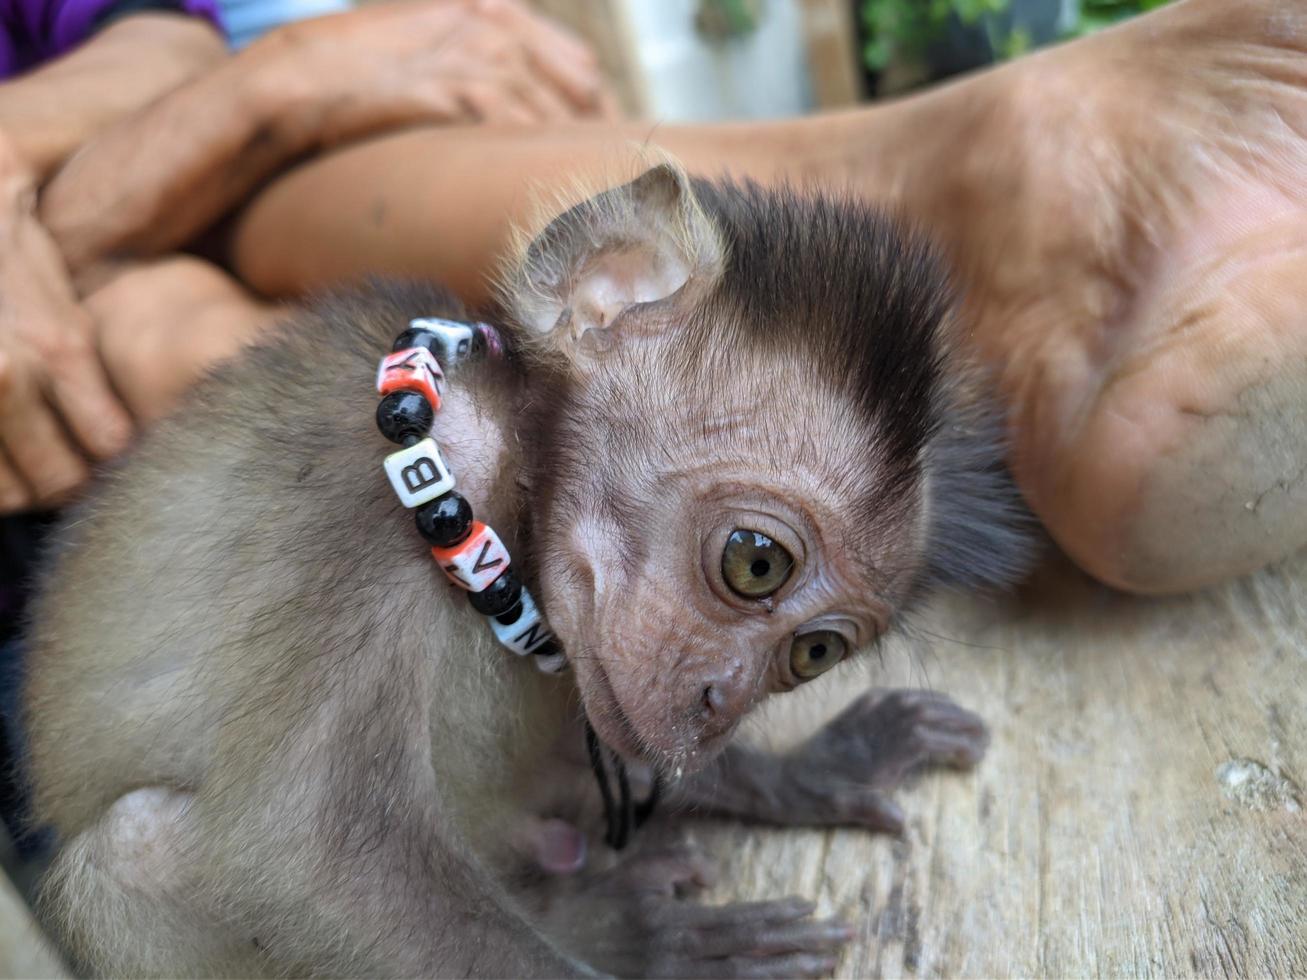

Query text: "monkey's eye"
[789, 630, 847, 680]
[721, 529, 794, 599]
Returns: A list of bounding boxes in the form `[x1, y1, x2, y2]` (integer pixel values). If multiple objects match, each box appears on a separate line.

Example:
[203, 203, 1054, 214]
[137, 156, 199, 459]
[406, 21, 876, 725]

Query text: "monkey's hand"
[538, 841, 851, 978]
[675, 689, 988, 835]
[778, 688, 988, 834]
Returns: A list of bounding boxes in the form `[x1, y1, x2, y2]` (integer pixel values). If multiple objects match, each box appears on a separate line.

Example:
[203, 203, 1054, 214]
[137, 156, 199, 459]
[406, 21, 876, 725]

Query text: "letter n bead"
[384, 438, 454, 508]
[490, 587, 557, 657]
[377, 347, 444, 410]
[431, 521, 510, 591]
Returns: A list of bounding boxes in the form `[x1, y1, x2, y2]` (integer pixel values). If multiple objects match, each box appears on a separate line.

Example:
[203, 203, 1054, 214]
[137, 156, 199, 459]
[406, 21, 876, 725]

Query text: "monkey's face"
[532, 346, 927, 770]
[504, 166, 1021, 770]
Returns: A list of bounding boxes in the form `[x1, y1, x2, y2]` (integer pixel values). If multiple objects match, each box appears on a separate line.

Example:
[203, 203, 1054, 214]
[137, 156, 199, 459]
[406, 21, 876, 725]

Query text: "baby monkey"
[22, 165, 1031, 977]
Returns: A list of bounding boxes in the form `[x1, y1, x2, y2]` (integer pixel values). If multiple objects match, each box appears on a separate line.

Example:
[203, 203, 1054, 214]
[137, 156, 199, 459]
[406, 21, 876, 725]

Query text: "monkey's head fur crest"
[498, 165, 1031, 772]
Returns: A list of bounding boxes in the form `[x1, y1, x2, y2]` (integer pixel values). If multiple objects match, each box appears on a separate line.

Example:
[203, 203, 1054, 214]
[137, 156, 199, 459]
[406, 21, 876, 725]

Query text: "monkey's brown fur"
[22, 167, 1031, 977]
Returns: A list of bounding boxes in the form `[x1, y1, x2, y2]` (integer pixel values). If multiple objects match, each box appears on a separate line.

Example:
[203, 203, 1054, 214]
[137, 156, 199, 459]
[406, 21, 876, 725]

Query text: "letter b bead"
[384, 438, 454, 508]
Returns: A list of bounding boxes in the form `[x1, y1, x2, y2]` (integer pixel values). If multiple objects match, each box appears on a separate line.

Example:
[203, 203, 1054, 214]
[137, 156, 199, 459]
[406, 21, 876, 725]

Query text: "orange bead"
[431, 521, 510, 591]
[377, 347, 444, 411]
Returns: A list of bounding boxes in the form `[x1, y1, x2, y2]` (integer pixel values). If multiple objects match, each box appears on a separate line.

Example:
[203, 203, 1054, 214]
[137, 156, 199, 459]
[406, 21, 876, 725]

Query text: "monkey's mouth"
[578, 655, 725, 774]
[579, 657, 648, 762]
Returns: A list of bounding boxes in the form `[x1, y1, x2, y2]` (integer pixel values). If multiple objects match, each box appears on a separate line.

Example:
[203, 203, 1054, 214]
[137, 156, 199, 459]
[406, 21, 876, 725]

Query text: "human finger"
[490, 1, 606, 112]
[457, 80, 540, 125]
[46, 330, 134, 460]
[0, 388, 90, 507]
[0, 444, 31, 514]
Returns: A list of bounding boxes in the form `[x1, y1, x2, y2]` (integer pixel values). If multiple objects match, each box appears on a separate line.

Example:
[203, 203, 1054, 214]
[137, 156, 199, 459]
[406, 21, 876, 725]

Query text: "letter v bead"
[431, 522, 510, 592]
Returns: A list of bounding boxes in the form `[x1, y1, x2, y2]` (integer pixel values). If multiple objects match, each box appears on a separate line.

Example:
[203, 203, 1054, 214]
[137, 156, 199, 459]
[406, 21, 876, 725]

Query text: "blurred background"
[531, 0, 1171, 120]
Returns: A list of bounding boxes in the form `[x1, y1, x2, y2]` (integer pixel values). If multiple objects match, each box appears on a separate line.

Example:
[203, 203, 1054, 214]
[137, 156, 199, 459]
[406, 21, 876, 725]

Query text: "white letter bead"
[491, 588, 556, 656]
[431, 521, 511, 592]
[383, 438, 454, 508]
[377, 346, 445, 408]
[409, 318, 477, 366]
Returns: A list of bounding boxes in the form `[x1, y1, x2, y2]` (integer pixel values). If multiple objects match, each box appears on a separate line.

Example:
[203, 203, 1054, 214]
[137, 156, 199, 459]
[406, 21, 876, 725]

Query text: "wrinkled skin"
[874, 0, 1307, 592]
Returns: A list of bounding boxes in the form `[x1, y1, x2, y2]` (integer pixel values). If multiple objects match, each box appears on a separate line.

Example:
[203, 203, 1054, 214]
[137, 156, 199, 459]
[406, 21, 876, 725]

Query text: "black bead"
[494, 600, 525, 626]
[532, 639, 563, 660]
[468, 568, 522, 616]
[414, 492, 473, 547]
[393, 326, 442, 356]
[376, 390, 433, 444]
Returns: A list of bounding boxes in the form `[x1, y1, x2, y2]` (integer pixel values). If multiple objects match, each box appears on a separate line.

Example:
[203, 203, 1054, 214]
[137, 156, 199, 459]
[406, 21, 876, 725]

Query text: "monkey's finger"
[689, 914, 852, 958]
[45, 336, 134, 461]
[687, 951, 841, 979]
[0, 446, 32, 513]
[621, 846, 716, 897]
[912, 728, 989, 770]
[856, 687, 981, 725]
[1, 394, 90, 508]
[663, 897, 815, 931]
[838, 789, 905, 834]
[907, 698, 989, 735]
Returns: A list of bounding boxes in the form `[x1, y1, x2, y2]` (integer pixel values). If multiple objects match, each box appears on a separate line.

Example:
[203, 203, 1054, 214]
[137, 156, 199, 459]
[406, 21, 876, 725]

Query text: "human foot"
[838, 0, 1307, 592]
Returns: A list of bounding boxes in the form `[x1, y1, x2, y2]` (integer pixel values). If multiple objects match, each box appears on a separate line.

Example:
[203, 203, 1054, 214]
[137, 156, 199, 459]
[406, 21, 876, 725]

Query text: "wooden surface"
[698, 550, 1306, 978]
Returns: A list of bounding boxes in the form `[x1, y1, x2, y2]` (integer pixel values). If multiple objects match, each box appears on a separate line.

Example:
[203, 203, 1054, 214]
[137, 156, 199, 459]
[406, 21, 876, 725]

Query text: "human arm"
[40, 0, 616, 273]
[0, 11, 225, 182]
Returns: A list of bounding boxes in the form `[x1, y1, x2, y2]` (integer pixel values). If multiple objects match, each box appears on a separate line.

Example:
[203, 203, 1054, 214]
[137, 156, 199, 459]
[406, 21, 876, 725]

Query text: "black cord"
[612, 754, 633, 851]
[635, 771, 662, 829]
[584, 719, 619, 849]
[584, 720, 662, 851]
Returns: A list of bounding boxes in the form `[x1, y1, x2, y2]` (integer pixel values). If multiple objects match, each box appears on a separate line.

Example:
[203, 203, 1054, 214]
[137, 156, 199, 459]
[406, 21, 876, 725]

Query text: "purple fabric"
[0, 0, 222, 78]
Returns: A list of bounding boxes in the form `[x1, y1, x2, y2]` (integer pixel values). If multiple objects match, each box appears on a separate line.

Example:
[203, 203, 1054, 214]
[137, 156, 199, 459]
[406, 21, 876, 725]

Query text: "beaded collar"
[372, 317, 567, 674]
[372, 317, 658, 850]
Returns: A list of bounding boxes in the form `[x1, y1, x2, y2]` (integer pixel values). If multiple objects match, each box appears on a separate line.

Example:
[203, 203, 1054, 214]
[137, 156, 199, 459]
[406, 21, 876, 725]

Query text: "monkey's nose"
[697, 674, 748, 737]
[701, 684, 726, 718]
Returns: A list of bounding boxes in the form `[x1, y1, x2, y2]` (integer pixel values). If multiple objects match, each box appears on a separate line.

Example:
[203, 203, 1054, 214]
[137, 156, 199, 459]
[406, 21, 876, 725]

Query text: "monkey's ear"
[504, 164, 724, 353]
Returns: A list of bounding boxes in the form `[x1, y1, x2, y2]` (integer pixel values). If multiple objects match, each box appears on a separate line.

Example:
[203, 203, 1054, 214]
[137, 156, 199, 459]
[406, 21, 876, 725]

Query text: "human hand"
[0, 149, 133, 513]
[87, 257, 283, 426]
[41, 0, 617, 273]
[248, 0, 617, 137]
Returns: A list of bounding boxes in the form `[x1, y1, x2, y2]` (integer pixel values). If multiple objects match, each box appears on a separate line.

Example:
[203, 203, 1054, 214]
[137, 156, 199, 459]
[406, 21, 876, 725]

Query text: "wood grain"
[696, 550, 1306, 977]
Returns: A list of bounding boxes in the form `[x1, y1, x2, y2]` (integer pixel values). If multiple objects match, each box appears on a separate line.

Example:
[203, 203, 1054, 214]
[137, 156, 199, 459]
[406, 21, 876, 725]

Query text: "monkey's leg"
[527, 837, 851, 978]
[38, 787, 268, 978]
[172, 704, 590, 977]
[673, 689, 988, 834]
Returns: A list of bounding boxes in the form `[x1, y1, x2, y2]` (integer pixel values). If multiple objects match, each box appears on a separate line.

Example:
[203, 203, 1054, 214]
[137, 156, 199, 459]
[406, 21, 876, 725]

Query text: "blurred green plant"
[1069, 0, 1173, 36]
[861, 0, 1173, 72]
